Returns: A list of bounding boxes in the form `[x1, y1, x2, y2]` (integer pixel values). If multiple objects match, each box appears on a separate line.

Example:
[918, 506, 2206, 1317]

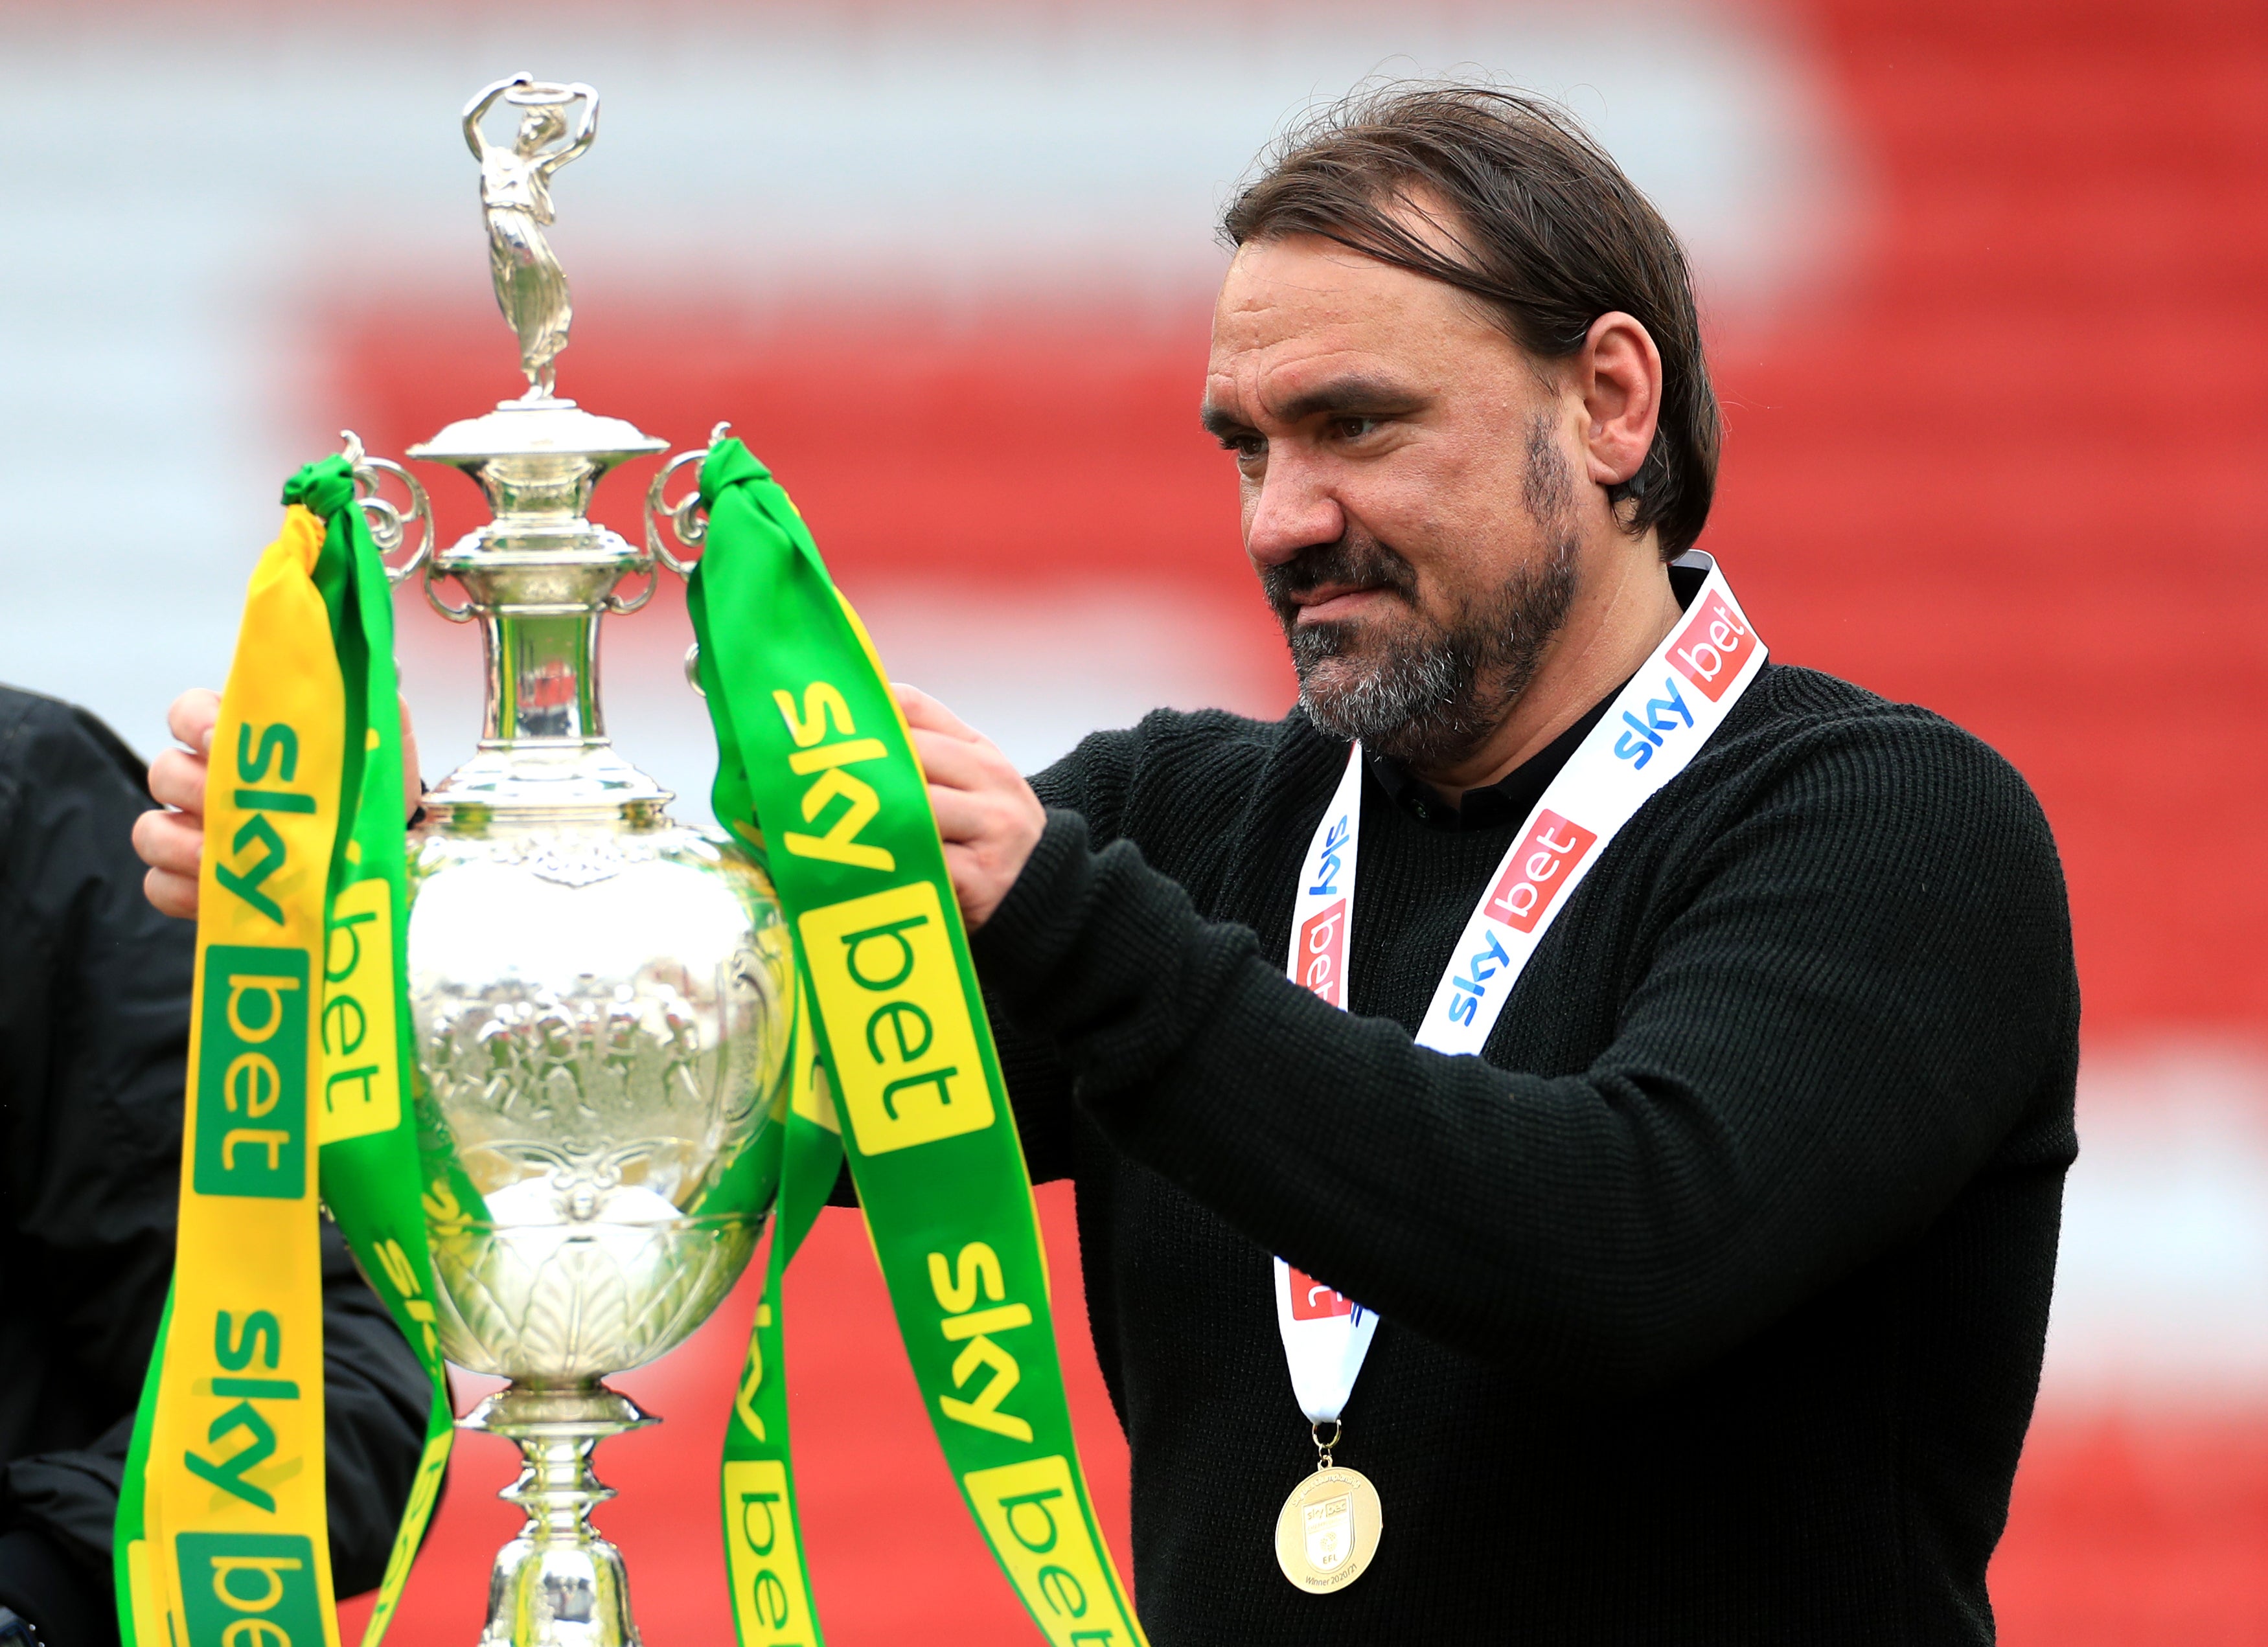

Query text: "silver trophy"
[350, 74, 791, 1647]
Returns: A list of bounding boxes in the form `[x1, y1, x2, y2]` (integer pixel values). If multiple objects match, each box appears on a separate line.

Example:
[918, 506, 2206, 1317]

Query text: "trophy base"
[463, 1383, 658, 1647]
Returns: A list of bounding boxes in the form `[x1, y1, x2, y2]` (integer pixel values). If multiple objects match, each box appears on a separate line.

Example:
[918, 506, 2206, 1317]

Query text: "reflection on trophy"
[365, 73, 794, 1647]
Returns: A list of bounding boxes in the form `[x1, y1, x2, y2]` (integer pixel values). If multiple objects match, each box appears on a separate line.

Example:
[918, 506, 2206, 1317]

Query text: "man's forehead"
[1212, 235, 1445, 342]
[1204, 236, 1498, 419]
[1204, 342, 1399, 424]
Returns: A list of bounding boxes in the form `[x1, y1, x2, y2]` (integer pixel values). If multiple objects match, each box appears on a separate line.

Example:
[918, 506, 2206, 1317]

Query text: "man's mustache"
[1258, 531, 1421, 623]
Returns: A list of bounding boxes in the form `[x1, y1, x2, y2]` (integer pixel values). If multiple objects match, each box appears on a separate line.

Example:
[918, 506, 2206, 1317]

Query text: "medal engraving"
[1274, 1466, 1383, 1593]
[1305, 1491, 1353, 1570]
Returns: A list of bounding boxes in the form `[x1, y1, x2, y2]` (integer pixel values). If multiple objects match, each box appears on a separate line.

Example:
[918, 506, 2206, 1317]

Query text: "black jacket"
[0, 687, 431, 1646]
[970, 661, 2079, 1644]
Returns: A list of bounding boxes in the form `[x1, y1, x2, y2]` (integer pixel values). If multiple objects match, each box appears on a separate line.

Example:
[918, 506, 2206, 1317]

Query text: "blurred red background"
[313, 0, 2268, 1641]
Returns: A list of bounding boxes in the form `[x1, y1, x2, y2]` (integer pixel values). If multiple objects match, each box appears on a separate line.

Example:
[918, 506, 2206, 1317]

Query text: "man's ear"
[1577, 312, 1663, 489]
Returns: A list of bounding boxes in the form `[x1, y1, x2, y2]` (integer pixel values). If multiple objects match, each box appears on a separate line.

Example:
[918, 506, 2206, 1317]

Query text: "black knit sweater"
[968, 661, 2079, 1645]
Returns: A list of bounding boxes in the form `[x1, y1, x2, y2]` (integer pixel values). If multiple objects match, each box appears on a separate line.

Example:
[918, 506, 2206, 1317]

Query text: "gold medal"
[1273, 1422, 1383, 1593]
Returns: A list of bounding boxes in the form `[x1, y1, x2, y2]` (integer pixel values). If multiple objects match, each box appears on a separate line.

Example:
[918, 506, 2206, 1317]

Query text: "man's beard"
[1261, 422, 1579, 771]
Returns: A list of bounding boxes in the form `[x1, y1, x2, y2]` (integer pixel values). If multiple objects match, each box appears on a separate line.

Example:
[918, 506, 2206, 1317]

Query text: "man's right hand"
[133, 688, 423, 919]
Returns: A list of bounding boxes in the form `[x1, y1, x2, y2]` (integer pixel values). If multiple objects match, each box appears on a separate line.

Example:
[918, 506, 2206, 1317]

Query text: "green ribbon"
[691, 438, 1146, 1647]
[290, 456, 455, 1647]
[714, 994, 839, 1647]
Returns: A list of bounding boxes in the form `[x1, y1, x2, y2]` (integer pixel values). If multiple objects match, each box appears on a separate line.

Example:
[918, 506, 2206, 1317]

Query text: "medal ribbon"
[1274, 552, 1767, 1424]
[689, 437, 1146, 1647]
[117, 458, 455, 1647]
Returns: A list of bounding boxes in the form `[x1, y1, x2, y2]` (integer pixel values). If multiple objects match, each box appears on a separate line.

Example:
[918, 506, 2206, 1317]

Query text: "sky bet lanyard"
[1274, 552, 1766, 1460]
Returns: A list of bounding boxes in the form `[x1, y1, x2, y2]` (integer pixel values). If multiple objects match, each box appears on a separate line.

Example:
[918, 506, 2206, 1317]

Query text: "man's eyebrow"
[1200, 375, 1426, 440]
[1275, 374, 1425, 425]
[1200, 401, 1254, 440]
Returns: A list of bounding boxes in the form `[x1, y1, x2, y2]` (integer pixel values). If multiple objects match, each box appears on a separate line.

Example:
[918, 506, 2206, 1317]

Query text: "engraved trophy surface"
[370, 74, 792, 1647]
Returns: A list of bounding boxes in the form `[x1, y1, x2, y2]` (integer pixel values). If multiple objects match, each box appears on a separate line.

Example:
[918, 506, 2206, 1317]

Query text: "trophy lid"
[409, 397, 668, 473]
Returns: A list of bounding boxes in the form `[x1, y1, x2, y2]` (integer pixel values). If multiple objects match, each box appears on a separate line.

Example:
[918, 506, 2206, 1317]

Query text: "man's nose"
[1244, 455, 1346, 569]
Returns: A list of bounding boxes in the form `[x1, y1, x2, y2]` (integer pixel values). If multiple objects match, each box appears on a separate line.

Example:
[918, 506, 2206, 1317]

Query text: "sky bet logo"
[1667, 589, 1753, 703]
[1616, 591, 1751, 767]
[1441, 810, 1598, 1027]
[798, 881, 994, 1155]
[1309, 813, 1351, 898]
[193, 948, 308, 1198]
[1296, 901, 1348, 1008]
[1612, 676, 1694, 770]
[177, 1532, 322, 1647]
[963, 1455, 1130, 1646]
[1296, 812, 1353, 1008]
[1484, 811, 1598, 937]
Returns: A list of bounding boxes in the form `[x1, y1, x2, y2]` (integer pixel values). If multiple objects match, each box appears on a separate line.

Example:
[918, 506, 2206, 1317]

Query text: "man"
[1, 687, 431, 1647]
[142, 88, 2077, 1643]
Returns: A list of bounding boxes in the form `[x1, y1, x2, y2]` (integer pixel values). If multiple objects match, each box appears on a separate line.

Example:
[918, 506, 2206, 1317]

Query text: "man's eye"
[1220, 435, 1266, 462]
[1333, 416, 1380, 441]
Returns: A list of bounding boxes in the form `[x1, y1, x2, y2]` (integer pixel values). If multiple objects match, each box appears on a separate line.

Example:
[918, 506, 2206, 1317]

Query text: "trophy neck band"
[483, 600, 605, 745]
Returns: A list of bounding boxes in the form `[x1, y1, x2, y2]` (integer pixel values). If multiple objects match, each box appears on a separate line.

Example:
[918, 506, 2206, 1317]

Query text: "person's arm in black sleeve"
[968, 714, 2076, 1394]
[0, 1229, 439, 1613]
[0, 696, 202, 1644]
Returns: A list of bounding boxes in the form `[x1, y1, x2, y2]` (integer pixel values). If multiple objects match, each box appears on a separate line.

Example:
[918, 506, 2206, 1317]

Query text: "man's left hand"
[895, 683, 1043, 932]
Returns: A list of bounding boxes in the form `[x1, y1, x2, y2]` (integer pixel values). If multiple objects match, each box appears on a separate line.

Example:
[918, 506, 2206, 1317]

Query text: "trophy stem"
[463, 1383, 657, 1647]
[423, 538, 673, 813]
[482, 604, 607, 746]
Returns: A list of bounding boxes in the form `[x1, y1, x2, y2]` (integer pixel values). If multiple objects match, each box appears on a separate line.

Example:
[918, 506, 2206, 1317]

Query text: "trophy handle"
[607, 531, 660, 617]
[341, 431, 436, 587]
[423, 551, 478, 624]
[338, 430, 471, 622]
[643, 422, 729, 578]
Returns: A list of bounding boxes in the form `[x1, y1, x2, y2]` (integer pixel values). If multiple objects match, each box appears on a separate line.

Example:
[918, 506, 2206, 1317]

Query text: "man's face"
[1203, 230, 1586, 770]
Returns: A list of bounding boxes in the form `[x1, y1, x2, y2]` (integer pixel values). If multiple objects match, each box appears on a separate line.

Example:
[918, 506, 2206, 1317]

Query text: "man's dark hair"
[1220, 84, 1721, 560]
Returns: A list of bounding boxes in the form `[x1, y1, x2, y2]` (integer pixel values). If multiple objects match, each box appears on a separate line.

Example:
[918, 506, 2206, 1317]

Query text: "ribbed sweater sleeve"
[970, 713, 2074, 1394]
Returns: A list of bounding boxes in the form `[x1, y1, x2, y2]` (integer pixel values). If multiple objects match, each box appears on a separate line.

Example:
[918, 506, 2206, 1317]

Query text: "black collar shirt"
[1361, 687, 1622, 832]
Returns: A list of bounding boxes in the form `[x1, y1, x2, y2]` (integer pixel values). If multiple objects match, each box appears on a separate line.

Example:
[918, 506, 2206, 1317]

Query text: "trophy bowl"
[409, 823, 792, 1390]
